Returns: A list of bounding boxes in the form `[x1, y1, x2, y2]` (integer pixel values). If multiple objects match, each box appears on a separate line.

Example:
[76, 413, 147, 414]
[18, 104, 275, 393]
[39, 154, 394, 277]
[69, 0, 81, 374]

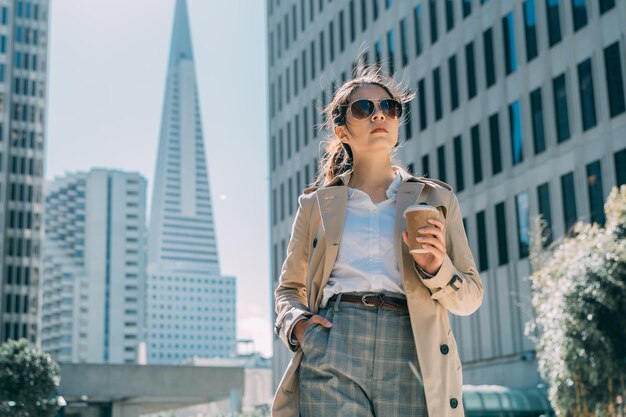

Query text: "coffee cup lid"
[403, 204, 438, 217]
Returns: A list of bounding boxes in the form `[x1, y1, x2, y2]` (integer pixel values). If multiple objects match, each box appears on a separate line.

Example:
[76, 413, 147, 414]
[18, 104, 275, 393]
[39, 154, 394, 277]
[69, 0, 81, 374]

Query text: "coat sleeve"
[274, 193, 314, 351]
[414, 191, 484, 316]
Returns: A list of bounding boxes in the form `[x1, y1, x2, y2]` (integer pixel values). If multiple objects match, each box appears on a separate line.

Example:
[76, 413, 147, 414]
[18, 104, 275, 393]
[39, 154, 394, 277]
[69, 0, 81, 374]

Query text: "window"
[471, 124, 483, 184]
[483, 28, 496, 87]
[414, 5, 424, 56]
[400, 18, 408, 67]
[560, 172, 577, 233]
[495, 202, 509, 265]
[489, 113, 503, 175]
[546, 0, 562, 47]
[329, 22, 335, 63]
[405, 102, 413, 140]
[599, 0, 615, 14]
[361, 0, 368, 32]
[288, 177, 294, 215]
[537, 182, 553, 246]
[279, 129, 284, 165]
[301, 50, 307, 89]
[614, 148, 626, 186]
[429, 0, 438, 44]
[375, 40, 382, 67]
[553, 73, 571, 143]
[462, 0, 472, 18]
[422, 154, 430, 177]
[449, 55, 459, 111]
[453, 135, 465, 192]
[515, 191, 529, 259]
[502, 12, 517, 75]
[466, 42, 477, 99]
[530, 87, 546, 154]
[418, 78, 428, 130]
[272, 188, 277, 225]
[310, 41, 316, 81]
[372, 0, 379, 20]
[295, 114, 300, 153]
[571, 0, 588, 31]
[476, 211, 489, 271]
[271, 135, 276, 171]
[433, 67, 443, 121]
[509, 100, 523, 165]
[303, 107, 309, 146]
[349, 1, 356, 42]
[387, 30, 395, 74]
[604, 42, 626, 118]
[437, 145, 447, 182]
[523, 0, 539, 62]
[445, 0, 455, 31]
[292, 5, 297, 41]
[586, 160, 605, 226]
[577, 58, 597, 131]
[319, 31, 325, 71]
[339, 11, 345, 52]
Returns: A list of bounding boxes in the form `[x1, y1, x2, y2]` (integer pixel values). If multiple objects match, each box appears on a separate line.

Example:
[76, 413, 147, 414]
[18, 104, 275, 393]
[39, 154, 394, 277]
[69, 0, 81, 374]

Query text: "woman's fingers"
[310, 314, 333, 328]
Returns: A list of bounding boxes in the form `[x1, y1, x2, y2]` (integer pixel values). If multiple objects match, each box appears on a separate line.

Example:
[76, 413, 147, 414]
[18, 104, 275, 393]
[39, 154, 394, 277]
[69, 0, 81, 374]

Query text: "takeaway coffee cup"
[403, 204, 440, 254]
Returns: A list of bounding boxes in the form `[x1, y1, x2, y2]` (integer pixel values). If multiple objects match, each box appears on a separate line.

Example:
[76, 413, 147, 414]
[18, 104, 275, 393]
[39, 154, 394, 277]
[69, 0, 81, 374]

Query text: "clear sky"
[47, 0, 271, 356]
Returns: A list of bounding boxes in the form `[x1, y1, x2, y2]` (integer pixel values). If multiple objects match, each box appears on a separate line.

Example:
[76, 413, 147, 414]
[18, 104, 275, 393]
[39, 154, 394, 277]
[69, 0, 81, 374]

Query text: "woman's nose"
[371, 103, 386, 120]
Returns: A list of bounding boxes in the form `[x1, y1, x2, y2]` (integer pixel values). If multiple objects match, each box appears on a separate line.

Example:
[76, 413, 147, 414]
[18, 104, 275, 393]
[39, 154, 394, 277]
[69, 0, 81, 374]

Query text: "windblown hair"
[314, 61, 415, 187]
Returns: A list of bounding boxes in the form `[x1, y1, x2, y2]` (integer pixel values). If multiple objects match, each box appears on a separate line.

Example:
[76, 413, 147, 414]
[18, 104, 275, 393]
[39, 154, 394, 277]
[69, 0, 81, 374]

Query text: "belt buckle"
[361, 293, 384, 307]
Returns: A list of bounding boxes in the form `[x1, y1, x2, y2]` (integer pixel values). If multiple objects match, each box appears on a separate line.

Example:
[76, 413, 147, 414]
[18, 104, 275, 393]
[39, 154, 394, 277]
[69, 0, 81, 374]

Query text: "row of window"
[269, 0, 618, 114]
[4, 265, 36, 286]
[13, 77, 46, 98]
[5, 236, 40, 258]
[10, 129, 46, 150]
[15, 25, 43, 46]
[14, 51, 42, 71]
[15, 1, 45, 21]
[9, 155, 44, 176]
[12, 102, 45, 124]
[2, 323, 30, 343]
[3, 294, 29, 313]
[471, 152, 624, 270]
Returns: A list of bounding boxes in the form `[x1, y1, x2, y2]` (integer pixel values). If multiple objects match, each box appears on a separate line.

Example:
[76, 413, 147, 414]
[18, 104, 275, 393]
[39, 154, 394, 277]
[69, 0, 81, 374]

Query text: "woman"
[272, 65, 483, 417]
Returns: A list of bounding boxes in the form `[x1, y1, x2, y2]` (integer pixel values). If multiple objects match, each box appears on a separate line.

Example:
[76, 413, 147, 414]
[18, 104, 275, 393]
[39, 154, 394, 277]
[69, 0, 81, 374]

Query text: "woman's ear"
[335, 126, 347, 141]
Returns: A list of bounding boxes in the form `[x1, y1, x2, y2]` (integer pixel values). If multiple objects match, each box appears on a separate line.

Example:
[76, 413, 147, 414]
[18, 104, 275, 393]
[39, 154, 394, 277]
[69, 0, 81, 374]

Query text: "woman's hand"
[294, 315, 333, 345]
[402, 218, 446, 276]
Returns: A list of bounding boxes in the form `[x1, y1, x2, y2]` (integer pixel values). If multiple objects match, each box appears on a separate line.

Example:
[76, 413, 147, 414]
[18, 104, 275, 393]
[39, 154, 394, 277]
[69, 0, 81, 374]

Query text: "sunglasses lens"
[350, 100, 374, 119]
[381, 99, 402, 119]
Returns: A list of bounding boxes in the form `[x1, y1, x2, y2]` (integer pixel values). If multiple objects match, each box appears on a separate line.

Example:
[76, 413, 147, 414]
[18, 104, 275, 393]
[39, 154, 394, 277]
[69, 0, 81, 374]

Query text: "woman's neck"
[348, 156, 396, 193]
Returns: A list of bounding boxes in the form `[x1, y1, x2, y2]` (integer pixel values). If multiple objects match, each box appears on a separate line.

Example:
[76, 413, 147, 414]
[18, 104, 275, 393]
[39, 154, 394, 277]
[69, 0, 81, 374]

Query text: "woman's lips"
[371, 127, 388, 133]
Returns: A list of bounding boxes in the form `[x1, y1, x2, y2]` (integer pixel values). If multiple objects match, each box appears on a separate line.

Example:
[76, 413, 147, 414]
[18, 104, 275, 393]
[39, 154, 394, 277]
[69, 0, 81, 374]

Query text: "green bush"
[528, 186, 626, 417]
[0, 338, 61, 417]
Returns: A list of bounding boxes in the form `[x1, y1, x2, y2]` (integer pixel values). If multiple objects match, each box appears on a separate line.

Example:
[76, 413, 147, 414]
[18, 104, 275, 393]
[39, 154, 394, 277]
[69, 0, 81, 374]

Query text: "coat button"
[312, 238, 317, 248]
[440, 344, 449, 355]
[450, 398, 458, 408]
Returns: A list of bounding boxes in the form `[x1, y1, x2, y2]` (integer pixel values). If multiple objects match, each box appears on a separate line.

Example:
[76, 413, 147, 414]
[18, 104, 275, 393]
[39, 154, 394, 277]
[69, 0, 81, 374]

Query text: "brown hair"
[314, 62, 415, 187]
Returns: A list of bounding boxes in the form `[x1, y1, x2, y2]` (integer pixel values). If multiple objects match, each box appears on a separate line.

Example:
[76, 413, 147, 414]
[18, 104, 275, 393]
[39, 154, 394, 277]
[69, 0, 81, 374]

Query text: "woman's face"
[338, 83, 400, 157]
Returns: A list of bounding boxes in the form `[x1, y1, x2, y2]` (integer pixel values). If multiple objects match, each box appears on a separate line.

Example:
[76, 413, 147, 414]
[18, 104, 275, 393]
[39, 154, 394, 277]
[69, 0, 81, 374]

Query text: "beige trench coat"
[272, 168, 483, 417]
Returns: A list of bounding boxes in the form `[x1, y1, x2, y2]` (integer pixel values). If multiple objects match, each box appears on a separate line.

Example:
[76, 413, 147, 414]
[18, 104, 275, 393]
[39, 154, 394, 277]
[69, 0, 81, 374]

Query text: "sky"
[47, 0, 271, 356]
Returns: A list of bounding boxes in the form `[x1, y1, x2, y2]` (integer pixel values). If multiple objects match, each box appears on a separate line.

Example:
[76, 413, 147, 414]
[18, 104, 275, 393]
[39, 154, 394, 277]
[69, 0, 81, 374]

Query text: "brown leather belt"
[329, 293, 409, 313]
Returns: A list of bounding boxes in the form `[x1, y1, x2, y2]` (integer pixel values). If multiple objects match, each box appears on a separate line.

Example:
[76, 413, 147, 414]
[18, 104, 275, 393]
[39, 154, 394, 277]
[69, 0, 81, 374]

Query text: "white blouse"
[320, 170, 404, 307]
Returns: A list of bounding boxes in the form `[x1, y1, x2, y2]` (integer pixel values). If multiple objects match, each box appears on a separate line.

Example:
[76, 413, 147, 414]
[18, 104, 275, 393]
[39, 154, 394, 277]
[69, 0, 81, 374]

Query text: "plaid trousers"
[299, 293, 429, 417]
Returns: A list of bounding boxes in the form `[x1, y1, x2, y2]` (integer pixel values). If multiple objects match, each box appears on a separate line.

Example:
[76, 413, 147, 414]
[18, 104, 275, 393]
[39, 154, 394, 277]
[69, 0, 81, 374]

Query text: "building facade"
[0, 0, 50, 343]
[146, 0, 236, 364]
[268, 0, 626, 388]
[40, 169, 147, 364]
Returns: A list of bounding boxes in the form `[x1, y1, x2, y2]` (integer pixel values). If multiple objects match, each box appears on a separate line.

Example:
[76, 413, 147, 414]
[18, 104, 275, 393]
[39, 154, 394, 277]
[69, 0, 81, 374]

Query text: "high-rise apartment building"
[40, 169, 147, 364]
[0, 0, 50, 343]
[146, 0, 236, 364]
[268, 0, 626, 389]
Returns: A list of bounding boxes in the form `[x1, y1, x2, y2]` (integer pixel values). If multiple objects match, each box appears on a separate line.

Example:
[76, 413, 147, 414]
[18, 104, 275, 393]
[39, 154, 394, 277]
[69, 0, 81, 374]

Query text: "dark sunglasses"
[347, 98, 403, 120]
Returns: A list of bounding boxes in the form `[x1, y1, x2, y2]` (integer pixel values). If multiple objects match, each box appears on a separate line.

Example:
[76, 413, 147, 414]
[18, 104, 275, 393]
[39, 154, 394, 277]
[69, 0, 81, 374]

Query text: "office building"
[268, 0, 626, 389]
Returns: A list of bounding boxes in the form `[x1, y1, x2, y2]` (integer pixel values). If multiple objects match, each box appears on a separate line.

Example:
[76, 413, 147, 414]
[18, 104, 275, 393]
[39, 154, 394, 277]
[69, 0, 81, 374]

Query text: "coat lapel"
[316, 186, 348, 292]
